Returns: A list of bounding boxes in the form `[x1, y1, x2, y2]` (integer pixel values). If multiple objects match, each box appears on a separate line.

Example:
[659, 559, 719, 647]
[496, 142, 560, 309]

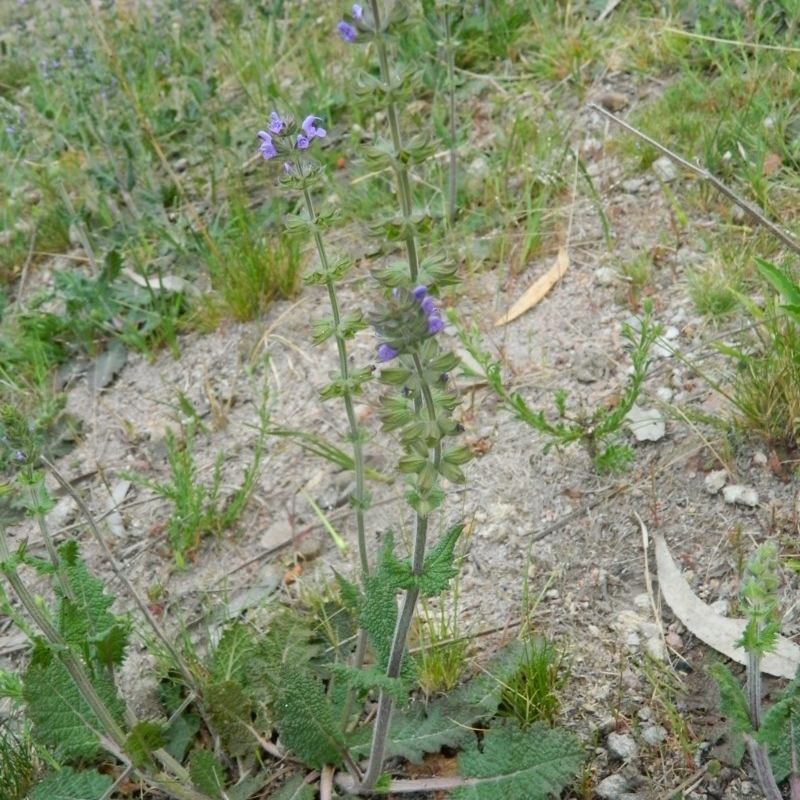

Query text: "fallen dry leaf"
[652, 527, 799, 679]
[494, 247, 569, 327]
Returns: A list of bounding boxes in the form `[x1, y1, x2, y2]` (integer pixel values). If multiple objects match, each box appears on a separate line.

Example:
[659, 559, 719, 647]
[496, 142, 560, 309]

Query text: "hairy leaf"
[706, 663, 753, 735]
[29, 766, 112, 800]
[757, 676, 800, 783]
[348, 699, 476, 763]
[275, 665, 344, 769]
[453, 721, 583, 800]
[189, 748, 226, 796]
[125, 720, 166, 767]
[418, 524, 463, 596]
[329, 663, 409, 705]
[205, 680, 255, 757]
[56, 541, 130, 666]
[24, 639, 125, 761]
[271, 774, 316, 800]
[210, 621, 257, 684]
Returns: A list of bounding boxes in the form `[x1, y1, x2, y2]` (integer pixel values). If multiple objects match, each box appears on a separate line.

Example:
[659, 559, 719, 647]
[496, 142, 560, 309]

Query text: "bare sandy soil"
[2, 91, 799, 800]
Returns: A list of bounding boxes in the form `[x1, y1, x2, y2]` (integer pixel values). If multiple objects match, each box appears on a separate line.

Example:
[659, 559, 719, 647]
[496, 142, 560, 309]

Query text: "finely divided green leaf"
[453, 721, 583, 800]
[275, 665, 344, 769]
[30, 766, 112, 800]
[757, 676, 800, 783]
[706, 663, 753, 735]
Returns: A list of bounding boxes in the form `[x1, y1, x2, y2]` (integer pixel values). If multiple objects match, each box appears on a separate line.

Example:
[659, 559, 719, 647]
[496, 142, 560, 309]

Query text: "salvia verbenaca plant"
[708, 542, 800, 800]
[256, 4, 471, 785]
[0, 4, 586, 798]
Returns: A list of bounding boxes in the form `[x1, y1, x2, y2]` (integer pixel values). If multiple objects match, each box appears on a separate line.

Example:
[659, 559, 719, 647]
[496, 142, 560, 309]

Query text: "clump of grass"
[204, 201, 303, 322]
[0, 721, 38, 800]
[688, 253, 742, 319]
[414, 595, 471, 697]
[497, 635, 569, 728]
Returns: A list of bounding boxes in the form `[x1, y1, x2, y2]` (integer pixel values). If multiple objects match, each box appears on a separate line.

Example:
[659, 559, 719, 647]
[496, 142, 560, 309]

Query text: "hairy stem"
[360, 353, 442, 791]
[302, 185, 369, 577]
[368, 0, 420, 281]
[442, 2, 458, 226]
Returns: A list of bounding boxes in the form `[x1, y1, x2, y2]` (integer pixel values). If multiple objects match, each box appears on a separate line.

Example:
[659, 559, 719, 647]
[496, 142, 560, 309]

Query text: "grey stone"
[607, 732, 638, 761]
[596, 773, 629, 799]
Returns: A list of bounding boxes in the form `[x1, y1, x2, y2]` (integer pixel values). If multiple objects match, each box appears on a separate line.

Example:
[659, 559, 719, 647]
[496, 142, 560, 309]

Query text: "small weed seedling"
[458, 299, 661, 473]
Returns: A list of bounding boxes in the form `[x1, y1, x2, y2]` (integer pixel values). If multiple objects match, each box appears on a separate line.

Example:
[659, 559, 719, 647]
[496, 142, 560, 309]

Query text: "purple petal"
[337, 21, 357, 42]
[257, 131, 277, 159]
[296, 134, 309, 150]
[412, 285, 427, 300]
[352, 4, 363, 20]
[420, 296, 435, 314]
[377, 343, 398, 362]
[269, 111, 286, 134]
[427, 316, 445, 335]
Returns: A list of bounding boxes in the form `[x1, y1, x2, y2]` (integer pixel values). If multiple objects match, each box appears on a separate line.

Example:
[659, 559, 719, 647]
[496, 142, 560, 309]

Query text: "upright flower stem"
[369, 0, 420, 281]
[302, 185, 369, 577]
[360, 353, 441, 791]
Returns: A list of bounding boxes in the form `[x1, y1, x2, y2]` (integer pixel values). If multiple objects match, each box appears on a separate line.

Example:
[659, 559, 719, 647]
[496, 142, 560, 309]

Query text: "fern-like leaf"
[24, 638, 125, 761]
[706, 663, 753, 735]
[29, 766, 112, 800]
[189, 748, 226, 796]
[348, 699, 476, 763]
[453, 721, 583, 800]
[204, 680, 255, 757]
[210, 621, 256, 684]
[757, 676, 800, 783]
[275, 665, 344, 769]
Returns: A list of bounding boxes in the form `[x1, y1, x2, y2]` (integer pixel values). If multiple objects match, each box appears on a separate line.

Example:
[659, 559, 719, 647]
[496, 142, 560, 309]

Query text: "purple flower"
[269, 111, 286, 134]
[427, 315, 445, 335]
[257, 130, 277, 160]
[337, 21, 357, 42]
[297, 115, 326, 150]
[412, 285, 427, 301]
[15, 451, 25, 462]
[352, 4, 363, 19]
[420, 296, 436, 315]
[377, 343, 398, 362]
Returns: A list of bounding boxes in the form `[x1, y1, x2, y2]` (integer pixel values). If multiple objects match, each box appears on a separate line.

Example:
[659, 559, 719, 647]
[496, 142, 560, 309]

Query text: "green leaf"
[418, 524, 463, 596]
[275, 665, 344, 769]
[757, 676, 800, 783]
[125, 720, 166, 767]
[189, 748, 226, 796]
[348, 699, 476, 762]
[24, 638, 125, 761]
[205, 680, 255, 757]
[30, 766, 112, 800]
[329, 663, 409, 706]
[754, 257, 800, 306]
[706, 663, 753, 735]
[271, 774, 316, 800]
[55, 541, 130, 665]
[453, 721, 583, 800]
[210, 621, 257, 684]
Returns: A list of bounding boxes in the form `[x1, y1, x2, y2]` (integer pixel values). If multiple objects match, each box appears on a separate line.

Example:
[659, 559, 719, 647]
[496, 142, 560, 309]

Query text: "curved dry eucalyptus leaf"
[652, 529, 800, 679]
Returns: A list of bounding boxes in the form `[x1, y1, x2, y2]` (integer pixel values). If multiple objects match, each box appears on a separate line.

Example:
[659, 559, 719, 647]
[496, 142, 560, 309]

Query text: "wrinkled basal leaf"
[454, 721, 583, 800]
[275, 665, 344, 769]
[30, 766, 112, 800]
